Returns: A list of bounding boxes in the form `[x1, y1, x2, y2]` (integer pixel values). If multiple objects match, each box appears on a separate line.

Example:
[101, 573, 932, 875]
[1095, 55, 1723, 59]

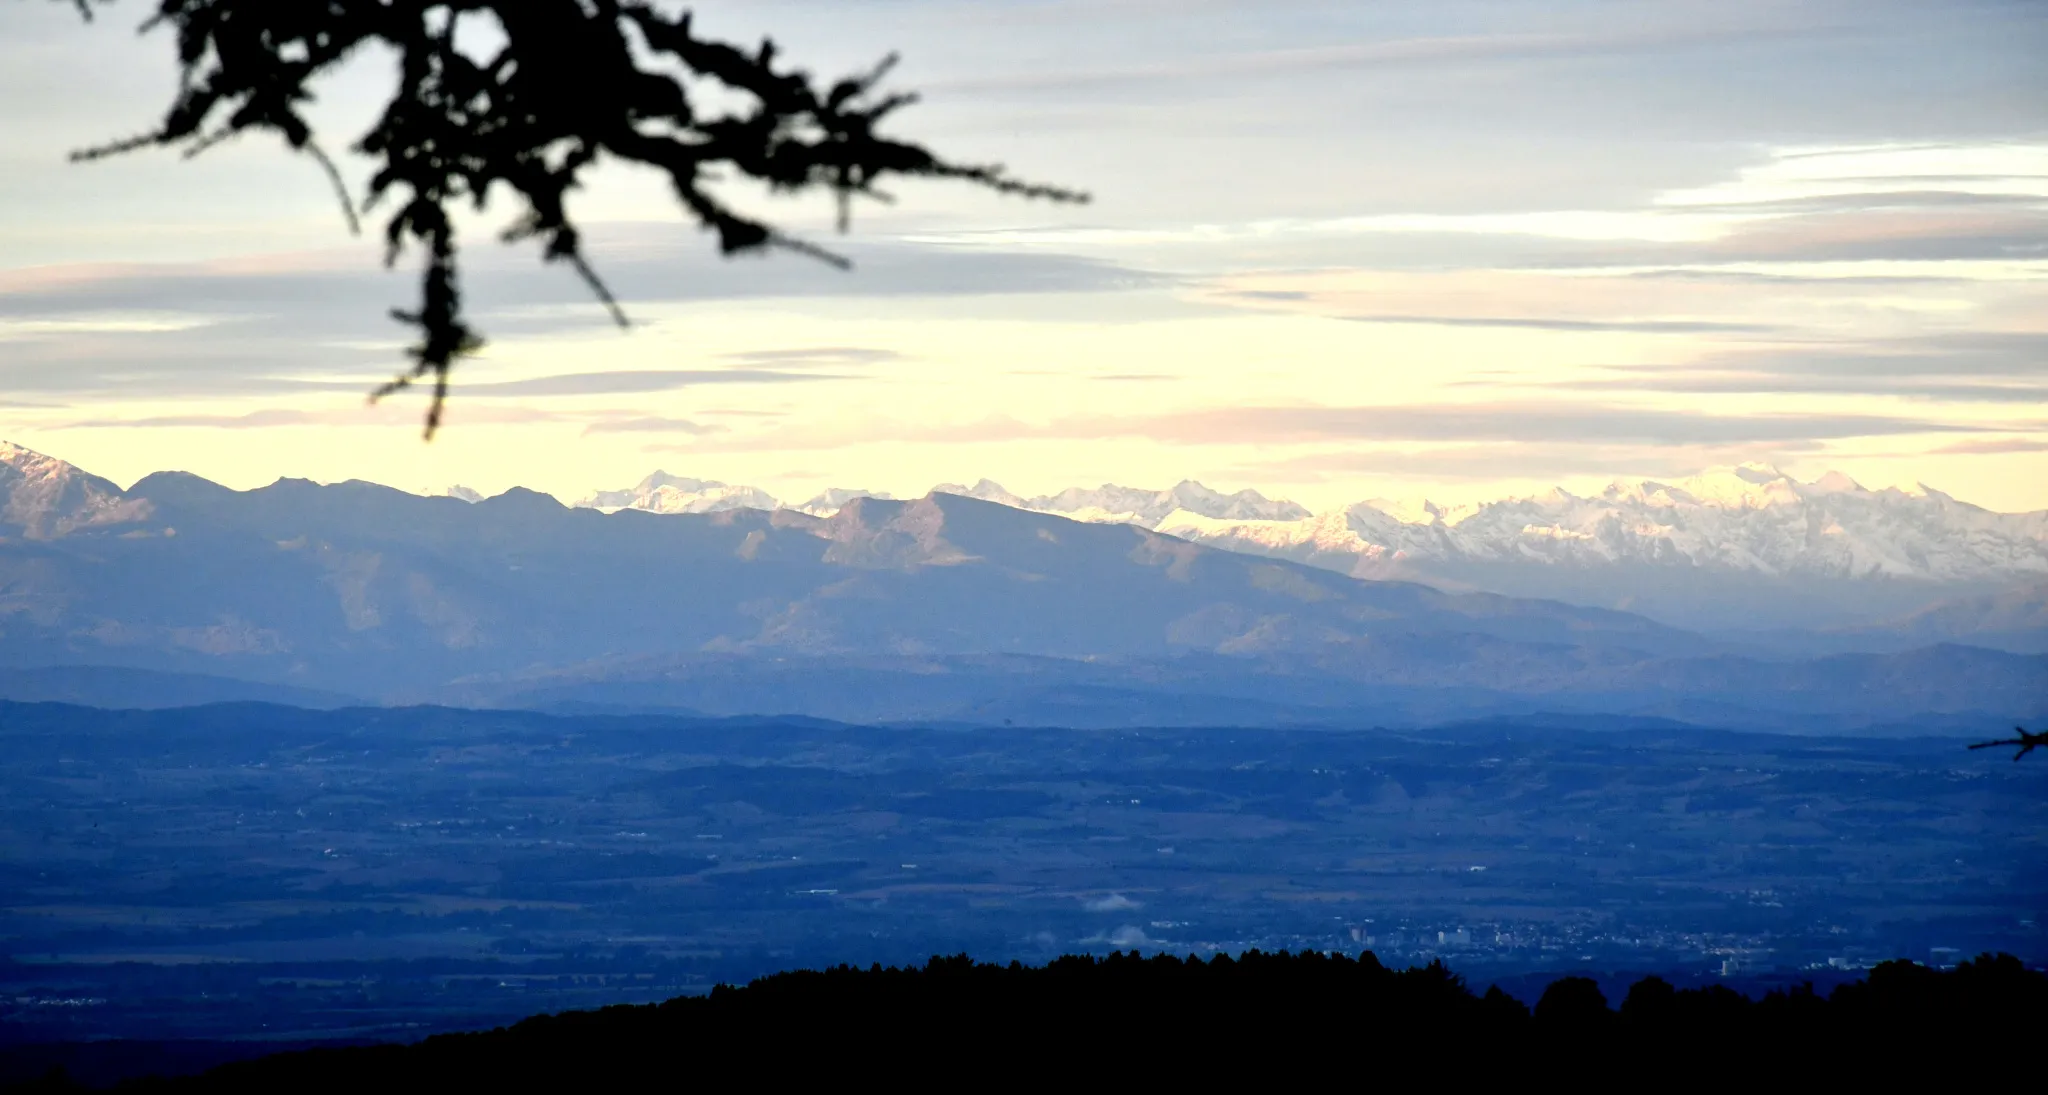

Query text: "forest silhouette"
[15, 950, 2041, 1089]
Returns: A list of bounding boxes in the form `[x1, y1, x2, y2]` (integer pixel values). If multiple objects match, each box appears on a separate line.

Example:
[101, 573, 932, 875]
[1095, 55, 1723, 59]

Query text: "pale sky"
[2, 0, 2044, 512]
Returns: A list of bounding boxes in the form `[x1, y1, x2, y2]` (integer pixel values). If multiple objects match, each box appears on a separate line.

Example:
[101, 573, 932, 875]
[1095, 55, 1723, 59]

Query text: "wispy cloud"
[55, 405, 571, 430]
[1554, 374, 2048, 404]
[58, 409, 324, 430]
[1224, 440, 1833, 483]
[930, 16, 1843, 98]
[464, 370, 848, 398]
[0, 236, 1160, 399]
[678, 402, 1990, 454]
[722, 347, 904, 366]
[581, 417, 729, 436]
[1929, 437, 2048, 455]
[1345, 314, 1780, 334]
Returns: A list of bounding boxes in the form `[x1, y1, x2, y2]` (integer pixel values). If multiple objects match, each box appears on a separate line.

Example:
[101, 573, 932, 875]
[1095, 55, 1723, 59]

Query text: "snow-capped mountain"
[0, 440, 152, 538]
[1157, 464, 2048, 582]
[932, 478, 1311, 526]
[1150, 465, 2048, 632]
[580, 472, 1310, 526]
[575, 471, 780, 515]
[558, 462, 2048, 633]
[793, 487, 896, 517]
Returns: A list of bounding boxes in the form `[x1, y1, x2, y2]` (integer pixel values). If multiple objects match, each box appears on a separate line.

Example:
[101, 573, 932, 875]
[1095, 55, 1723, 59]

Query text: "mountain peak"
[1163, 464, 2048, 599]
[1009, 480, 1311, 527]
[794, 487, 896, 516]
[1811, 470, 1864, 494]
[0, 440, 152, 538]
[577, 472, 779, 515]
[932, 479, 1028, 508]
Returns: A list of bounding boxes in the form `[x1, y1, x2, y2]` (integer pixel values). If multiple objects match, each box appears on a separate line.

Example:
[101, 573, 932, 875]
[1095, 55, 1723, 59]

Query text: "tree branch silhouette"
[1968, 725, 2044, 762]
[58, 0, 1087, 436]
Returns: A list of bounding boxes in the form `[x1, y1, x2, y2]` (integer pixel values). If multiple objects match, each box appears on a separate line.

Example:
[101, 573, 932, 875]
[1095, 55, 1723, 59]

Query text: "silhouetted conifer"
[57, 0, 1084, 434]
[57, 951, 2029, 1090]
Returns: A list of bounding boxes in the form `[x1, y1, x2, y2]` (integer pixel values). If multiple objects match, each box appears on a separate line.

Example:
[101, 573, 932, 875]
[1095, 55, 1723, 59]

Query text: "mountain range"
[2, 441, 2042, 731]
[554, 463, 2048, 639]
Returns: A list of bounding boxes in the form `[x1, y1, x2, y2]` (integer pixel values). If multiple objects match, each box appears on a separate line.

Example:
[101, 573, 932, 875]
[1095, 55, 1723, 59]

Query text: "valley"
[2, 702, 2041, 1045]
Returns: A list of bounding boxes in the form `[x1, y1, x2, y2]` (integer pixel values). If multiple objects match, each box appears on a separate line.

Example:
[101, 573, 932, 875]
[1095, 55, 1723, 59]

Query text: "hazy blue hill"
[0, 466, 2040, 729]
[6, 474, 1701, 682]
[0, 666, 354, 709]
[1834, 581, 2048, 654]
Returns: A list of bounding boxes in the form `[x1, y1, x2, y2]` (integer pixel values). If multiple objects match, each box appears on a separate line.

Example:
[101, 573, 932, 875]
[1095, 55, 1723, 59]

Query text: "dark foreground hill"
[13, 951, 2042, 1090]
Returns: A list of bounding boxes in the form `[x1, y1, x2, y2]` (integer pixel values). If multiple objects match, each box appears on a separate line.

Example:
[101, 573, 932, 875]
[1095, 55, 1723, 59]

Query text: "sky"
[1, 0, 2044, 513]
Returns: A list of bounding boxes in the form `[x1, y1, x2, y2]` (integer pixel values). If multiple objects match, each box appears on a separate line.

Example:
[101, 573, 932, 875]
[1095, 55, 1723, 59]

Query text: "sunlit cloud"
[464, 370, 851, 398]
[582, 417, 729, 437]
[3, 2, 2045, 514]
[1929, 437, 2048, 456]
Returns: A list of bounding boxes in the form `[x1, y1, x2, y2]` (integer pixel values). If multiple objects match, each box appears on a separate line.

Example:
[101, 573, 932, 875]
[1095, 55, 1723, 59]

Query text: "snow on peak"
[1002, 480, 1311, 527]
[1811, 470, 1863, 494]
[557, 459, 2040, 585]
[0, 439, 153, 538]
[1164, 466, 2047, 583]
[1359, 497, 1447, 526]
[577, 471, 779, 515]
[794, 487, 897, 517]
[422, 485, 483, 503]
[932, 479, 1029, 508]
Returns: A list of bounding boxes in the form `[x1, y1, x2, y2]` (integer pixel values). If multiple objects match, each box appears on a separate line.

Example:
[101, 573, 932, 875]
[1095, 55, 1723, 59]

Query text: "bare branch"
[1968, 726, 2045, 762]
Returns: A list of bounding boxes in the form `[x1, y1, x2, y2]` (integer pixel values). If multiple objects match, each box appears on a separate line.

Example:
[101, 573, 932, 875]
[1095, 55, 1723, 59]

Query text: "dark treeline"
[18, 950, 2044, 1089]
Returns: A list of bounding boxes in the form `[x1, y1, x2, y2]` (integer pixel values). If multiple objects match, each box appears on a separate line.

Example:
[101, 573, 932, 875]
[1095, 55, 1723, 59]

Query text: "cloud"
[677, 401, 1989, 456]
[1027, 404, 1988, 447]
[1636, 333, 2048, 384]
[1930, 437, 2048, 455]
[54, 405, 572, 430]
[1554, 373, 2048, 403]
[581, 417, 729, 436]
[0, 234, 1160, 398]
[722, 347, 903, 366]
[1084, 893, 1142, 912]
[1671, 189, 2048, 215]
[1227, 290, 1312, 302]
[463, 369, 845, 398]
[0, 236, 1160, 322]
[1225, 441, 1834, 483]
[0, 325, 391, 397]
[1344, 314, 1780, 334]
[1562, 208, 2048, 267]
[58, 409, 324, 430]
[931, 18, 1841, 98]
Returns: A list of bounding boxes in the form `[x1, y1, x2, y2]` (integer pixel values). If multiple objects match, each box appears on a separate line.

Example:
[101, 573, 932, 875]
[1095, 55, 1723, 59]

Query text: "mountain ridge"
[548, 459, 2048, 633]
[0, 441, 2041, 731]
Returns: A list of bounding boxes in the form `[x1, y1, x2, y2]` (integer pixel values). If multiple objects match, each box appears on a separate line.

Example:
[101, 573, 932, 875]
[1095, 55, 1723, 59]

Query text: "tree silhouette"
[1968, 725, 2044, 761]
[59, 0, 1087, 434]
